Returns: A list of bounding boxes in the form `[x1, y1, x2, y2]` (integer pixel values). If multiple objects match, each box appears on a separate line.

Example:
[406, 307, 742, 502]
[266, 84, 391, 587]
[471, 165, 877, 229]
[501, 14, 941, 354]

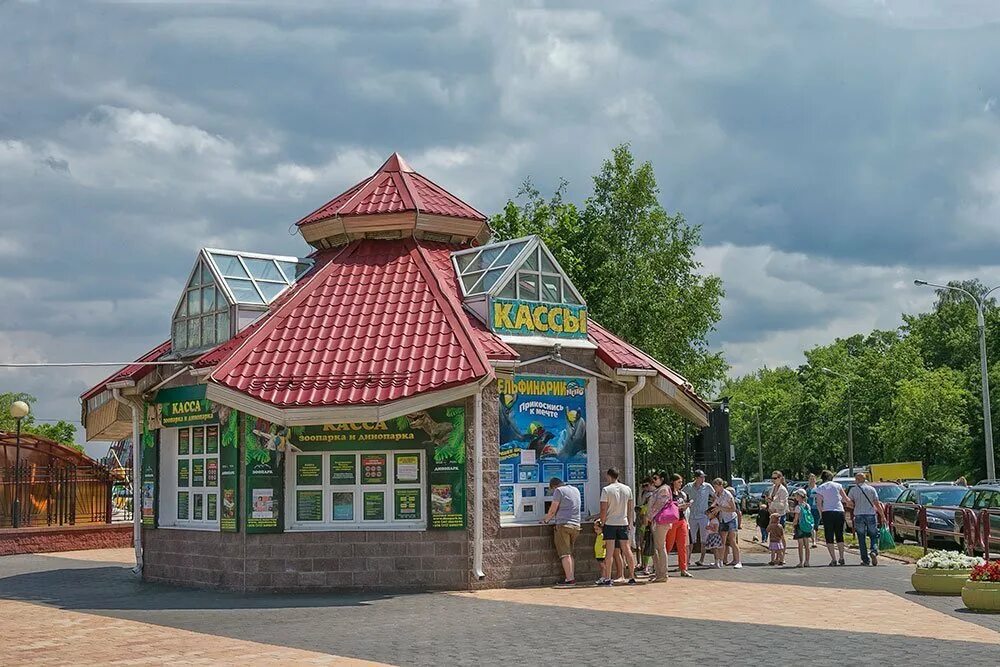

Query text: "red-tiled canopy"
[209, 239, 494, 407]
[296, 153, 486, 227]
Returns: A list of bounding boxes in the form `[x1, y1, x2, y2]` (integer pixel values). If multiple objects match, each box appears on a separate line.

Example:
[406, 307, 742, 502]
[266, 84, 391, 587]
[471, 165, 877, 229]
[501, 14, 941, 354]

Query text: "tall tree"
[491, 145, 727, 473]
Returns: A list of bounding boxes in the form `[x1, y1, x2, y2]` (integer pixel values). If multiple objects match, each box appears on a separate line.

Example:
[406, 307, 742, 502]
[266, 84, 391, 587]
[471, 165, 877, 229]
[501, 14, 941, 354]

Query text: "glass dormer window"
[171, 248, 314, 356]
[451, 236, 585, 306]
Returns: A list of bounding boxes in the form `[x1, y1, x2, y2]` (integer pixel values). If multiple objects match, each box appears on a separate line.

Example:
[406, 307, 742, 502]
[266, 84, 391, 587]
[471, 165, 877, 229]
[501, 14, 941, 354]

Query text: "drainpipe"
[112, 387, 143, 574]
[623, 377, 646, 490]
[473, 389, 485, 580]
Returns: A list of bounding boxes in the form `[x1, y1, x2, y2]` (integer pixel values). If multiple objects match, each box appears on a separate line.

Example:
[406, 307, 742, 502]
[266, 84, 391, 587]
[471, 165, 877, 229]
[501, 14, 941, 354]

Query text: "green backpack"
[798, 506, 815, 533]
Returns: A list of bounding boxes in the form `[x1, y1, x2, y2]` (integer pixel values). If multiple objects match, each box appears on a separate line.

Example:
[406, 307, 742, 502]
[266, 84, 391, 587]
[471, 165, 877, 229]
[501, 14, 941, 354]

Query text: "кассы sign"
[489, 297, 588, 339]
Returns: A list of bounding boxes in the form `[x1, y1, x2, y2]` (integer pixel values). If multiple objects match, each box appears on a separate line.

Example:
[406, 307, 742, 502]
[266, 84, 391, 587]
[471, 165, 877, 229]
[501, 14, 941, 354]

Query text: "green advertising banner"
[207, 493, 218, 521]
[488, 297, 588, 339]
[219, 407, 239, 532]
[243, 413, 284, 533]
[428, 407, 466, 530]
[329, 454, 356, 485]
[206, 425, 219, 454]
[140, 404, 158, 527]
[155, 385, 219, 429]
[395, 488, 421, 521]
[192, 458, 205, 487]
[177, 491, 189, 520]
[177, 458, 189, 487]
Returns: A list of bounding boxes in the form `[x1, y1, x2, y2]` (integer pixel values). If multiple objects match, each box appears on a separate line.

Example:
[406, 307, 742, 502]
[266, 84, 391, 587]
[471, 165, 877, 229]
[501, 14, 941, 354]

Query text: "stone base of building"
[0, 524, 133, 556]
[141, 524, 612, 592]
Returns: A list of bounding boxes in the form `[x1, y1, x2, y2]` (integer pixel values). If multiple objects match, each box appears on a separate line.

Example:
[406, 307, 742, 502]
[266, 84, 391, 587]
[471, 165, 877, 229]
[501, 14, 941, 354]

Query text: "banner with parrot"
[498, 375, 587, 518]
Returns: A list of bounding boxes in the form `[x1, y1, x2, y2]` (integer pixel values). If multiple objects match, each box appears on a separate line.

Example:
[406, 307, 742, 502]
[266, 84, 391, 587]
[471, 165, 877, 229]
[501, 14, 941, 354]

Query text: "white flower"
[916, 550, 985, 569]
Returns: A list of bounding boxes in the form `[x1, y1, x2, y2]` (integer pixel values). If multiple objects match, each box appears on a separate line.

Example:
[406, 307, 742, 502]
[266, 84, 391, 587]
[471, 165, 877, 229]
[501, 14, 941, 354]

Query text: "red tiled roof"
[209, 239, 493, 407]
[296, 152, 486, 226]
[420, 242, 519, 361]
[589, 321, 709, 410]
[80, 340, 172, 401]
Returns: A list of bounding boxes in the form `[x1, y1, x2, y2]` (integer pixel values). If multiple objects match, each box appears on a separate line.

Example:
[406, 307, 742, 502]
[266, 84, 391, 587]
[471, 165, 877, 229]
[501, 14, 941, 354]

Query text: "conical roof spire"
[295, 152, 490, 249]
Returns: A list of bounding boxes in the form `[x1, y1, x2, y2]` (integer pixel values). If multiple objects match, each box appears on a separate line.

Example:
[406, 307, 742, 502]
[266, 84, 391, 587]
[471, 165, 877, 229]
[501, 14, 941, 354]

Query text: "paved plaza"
[1, 547, 998, 666]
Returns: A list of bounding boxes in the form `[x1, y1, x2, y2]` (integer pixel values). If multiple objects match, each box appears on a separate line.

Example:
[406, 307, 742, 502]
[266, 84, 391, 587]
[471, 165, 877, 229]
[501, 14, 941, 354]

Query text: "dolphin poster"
[498, 375, 587, 517]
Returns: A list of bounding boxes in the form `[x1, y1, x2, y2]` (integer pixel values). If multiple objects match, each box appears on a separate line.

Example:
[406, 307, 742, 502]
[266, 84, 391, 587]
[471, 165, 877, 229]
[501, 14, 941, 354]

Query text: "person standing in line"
[597, 467, 637, 586]
[815, 469, 852, 566]
[767, 513, 786, 565]
[645, 471, 674, 582]
[665, 474, 693, 577]
[711, 477, 742, 568]
[767, 470, 789, 526]
[541, 477, 582, 585]
[682, 470, 715, 567]
[636, 477, 655, 575]
[791, 489, 813, 567]
[847, 472, 884, 566]
[755, 499, 770, 543]
[806, 473, 820, 548]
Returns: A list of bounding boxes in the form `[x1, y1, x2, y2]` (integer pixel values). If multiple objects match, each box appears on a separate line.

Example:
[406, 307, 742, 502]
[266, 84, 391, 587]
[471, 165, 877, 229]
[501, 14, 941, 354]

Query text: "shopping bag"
[878, 525, 895, 551]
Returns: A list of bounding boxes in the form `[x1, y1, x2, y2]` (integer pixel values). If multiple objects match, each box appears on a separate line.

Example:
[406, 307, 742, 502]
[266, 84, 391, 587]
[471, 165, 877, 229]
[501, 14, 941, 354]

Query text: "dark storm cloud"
[3, 0, 1000, 433]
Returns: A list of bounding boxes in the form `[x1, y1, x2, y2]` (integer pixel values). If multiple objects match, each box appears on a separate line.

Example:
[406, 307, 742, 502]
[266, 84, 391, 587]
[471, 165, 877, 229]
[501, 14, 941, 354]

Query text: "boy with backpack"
[792, 488, 814, 567]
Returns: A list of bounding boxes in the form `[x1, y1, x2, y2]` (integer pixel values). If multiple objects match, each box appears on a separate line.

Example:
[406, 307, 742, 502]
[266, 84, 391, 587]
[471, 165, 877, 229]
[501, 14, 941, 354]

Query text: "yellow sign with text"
[490, 298, 588, 339]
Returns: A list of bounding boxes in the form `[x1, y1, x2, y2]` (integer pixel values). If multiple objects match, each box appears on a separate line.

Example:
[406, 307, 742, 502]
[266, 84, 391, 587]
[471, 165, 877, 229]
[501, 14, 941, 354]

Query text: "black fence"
[0, 464, 124, 528]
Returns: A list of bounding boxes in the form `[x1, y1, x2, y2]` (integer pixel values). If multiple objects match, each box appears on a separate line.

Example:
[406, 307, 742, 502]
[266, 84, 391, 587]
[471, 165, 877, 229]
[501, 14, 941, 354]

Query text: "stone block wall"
[0, 524, 132, 556]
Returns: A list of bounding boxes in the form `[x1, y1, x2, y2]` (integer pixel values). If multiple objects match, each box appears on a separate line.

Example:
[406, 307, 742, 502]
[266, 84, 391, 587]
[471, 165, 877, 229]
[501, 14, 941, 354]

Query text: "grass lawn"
[843, 535, 925, 561]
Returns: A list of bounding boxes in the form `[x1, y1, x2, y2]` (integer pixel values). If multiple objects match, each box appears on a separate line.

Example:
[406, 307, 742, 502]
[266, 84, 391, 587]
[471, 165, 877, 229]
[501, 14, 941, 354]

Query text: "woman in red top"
[665, 474, 693, 577]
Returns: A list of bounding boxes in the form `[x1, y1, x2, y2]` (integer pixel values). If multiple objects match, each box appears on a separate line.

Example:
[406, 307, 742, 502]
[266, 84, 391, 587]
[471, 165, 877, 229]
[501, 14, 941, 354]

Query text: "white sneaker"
[733, 562, 743, 569]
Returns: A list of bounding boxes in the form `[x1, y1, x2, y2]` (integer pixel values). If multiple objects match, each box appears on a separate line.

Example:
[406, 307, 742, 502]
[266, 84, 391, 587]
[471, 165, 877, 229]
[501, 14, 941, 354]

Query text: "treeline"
[723, 281, 1000, 481]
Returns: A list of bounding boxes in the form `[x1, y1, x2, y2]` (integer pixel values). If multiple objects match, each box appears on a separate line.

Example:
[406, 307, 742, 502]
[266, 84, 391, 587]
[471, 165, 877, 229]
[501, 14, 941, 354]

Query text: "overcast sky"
[4, 1, 1000, 453]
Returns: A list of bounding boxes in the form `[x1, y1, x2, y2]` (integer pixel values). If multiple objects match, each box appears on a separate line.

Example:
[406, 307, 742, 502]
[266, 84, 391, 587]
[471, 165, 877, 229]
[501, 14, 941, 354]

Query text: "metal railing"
[0, 464, 119, 528]
[906, 504, 999, 561]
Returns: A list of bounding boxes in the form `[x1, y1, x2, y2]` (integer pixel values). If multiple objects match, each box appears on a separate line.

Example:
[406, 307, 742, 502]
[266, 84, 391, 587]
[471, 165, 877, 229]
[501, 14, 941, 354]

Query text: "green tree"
[874, 367, 973, 466]
[492, 144, 726, 473]
[0, 392, 80, 449]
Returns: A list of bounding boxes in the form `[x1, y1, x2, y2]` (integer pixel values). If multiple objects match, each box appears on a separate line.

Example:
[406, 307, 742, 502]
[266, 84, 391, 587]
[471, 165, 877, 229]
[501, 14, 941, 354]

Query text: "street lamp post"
[914, 280, 1000, 481]
[8, 400, 29, 528]
[822, 368, 854, 476]
[736, 401, 763, 481]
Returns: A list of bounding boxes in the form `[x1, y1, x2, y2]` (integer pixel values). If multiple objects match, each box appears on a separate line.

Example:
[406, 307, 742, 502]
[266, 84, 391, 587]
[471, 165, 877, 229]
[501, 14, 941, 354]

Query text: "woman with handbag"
[646, 471, 679, 582]
[665, 474, 694, 577]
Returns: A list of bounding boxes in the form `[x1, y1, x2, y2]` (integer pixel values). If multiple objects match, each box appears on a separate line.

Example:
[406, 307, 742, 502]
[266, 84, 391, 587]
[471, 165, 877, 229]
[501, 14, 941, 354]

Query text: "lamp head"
[914, 279, 928, 286]
[9, 400, 29, 420]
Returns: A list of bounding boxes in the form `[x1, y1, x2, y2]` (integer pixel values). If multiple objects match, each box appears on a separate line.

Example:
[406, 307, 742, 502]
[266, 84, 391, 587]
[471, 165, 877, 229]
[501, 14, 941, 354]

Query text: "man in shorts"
[682, 470, 715, 567]
[541, 477, 582, 585]
[597, 467, 636, 586]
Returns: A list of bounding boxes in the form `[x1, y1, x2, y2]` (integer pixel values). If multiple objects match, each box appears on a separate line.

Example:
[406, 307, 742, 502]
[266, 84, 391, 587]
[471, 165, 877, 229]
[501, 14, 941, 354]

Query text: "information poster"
[297, 490, 323, 522]
[206, 459, 218, 486]
[296, 455, 323, 486]
[542, 462, 565, 484]
[207, 493, 218, 521]
[140, 407, 157, 527]
[333, 492, 354, 520]
[498, 375, 587, 521]
[395, 454, 420, 483]
[219, 407, 239, 532]
[192, 458, 205, 487]
[244, 414, 284, 532]
[192, 429, 204, 455]
[499, 464, 515, 484]
[206, 425, 219, 454]
[177, 491, 189, 520]
[178, 428, 190, 455]
[361, 454, 387, 484]
[394, 488, 421, 520]
[517, 464, 539, 483]
[193, 493, 204, 520]
[364, 491, 385, 521]
[330, 455, 356, 484]
[177, 459, 190, 487]
[500, 485, 514, 514]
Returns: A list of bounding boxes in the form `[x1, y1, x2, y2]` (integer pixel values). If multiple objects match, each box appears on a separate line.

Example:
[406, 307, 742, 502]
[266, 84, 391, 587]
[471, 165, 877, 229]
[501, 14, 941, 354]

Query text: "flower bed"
[962, 561, 1000, 613]
[911, 551, 984, 596]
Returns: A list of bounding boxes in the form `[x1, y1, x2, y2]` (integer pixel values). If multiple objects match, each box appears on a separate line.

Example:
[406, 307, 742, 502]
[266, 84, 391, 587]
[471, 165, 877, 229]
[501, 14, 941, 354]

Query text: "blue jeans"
[855, 514, 879, 562]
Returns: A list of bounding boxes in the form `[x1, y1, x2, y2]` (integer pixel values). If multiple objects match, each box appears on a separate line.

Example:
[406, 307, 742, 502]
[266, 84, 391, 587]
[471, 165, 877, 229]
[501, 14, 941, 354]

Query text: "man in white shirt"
[847, 472, 884, 566]
[597, 467, 636, 586]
